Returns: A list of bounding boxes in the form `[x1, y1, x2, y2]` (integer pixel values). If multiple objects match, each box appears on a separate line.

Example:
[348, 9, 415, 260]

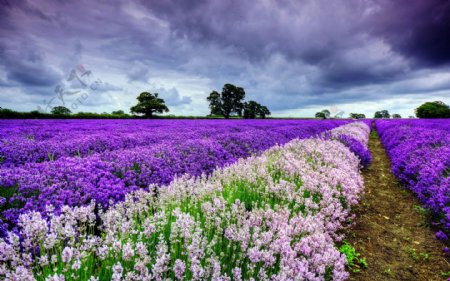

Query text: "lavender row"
[0, 120, 224, 166]
[0, 120, 350, 167]
[376, 119, 450, 241]
[0, 120, 350, 224]
[0, 122, 370, 280]
[325, 121, 372, 168]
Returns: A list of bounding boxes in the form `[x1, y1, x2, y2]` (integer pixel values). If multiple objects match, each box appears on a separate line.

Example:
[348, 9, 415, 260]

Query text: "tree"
[321, 109, 331, 119]
[258, 105, 271, 119]
[112, 110, 125, 115]
[206, 91, 222, 115]
[374, 110, 390, 118]
[242, 101, 271, 119]
[206, 84, 269, 119]
[130, 92, 169, 118]
[243, 101, 259, 119]
[315, 109, 331, 119]
[220, 84, 245, 119]
[315, 112, 325, 119]
[51, 106, 71, 115]
[392, 113, 402, 119]
[0, 107, 18, 118]
[350, 113, 366, 119]
[415, 101, 450, 118]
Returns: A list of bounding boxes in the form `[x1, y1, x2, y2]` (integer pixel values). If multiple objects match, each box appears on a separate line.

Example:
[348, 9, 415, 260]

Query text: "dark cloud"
[137, 0, 416, 95]
[0, 43, 62, 87]
[127, 61, 152, 82]
[152, 87, 192, 106]
[369, 0, 450, 66]
[145, 0, 450, 67]
[143, 0, 367, 61]
[96, 82, 122, 92]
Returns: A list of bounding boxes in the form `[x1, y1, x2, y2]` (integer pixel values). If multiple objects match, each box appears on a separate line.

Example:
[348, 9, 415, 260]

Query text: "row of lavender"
[0, 120, 353, 225]
[1, 122, 371, 280]
[0, 120, 351, 167]
[376, 119, 450, 241]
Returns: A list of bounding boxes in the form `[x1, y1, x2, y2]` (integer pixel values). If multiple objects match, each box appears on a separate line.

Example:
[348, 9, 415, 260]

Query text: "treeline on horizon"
[0, 108, 244, 120]
[0, 108, 302, 120]
[1, 84, 449, 120]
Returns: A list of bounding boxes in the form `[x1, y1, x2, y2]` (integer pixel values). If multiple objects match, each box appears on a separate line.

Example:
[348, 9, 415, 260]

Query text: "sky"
[0, 0, 449, 118]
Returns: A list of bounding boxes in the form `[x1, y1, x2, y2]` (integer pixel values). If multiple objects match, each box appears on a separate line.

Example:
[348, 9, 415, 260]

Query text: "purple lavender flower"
[0, 119, 352, 225]
[336, 135, 372, 168]
[376, 119, 450, 245]
[0, 121, 370, 280]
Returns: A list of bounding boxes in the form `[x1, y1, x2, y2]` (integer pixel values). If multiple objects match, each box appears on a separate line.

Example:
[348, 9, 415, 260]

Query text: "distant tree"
[112, 110, 125, 115]
[315, 112, 325, 119]
[206, 84, 270, 119]
[0, 107, 17, 118]
[349, 113, 366, 119]
[415, 101, 450, 118]
[243, 101, 259, 119]
[130, 92, 169, 118]
[220, 84, 245, 119]
[242, 101, 271, 119]
[206, 91, 222, 115]
[51, 106, 71, 115]
[258, 105, 271, 119]
[374, 110, 390, 119]
[206, 84, 245, 118]
[315, 109, 331, 119]
[392, 113, 402, 119]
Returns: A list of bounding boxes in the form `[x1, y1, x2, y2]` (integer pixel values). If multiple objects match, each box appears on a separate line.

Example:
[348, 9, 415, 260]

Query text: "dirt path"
[346, 130, 450, 280]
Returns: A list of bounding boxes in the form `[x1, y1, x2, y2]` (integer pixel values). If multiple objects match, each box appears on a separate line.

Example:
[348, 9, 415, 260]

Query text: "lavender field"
[0, 120, 373, 280]
[0, 120, 356, 223]
[3, 0, 450, 278]
[376, 119, 450, 243]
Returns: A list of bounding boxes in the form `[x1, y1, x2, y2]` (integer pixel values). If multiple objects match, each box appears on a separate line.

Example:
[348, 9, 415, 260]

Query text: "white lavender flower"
[173, 259, 185, 280]
[61, 247, 73, 264]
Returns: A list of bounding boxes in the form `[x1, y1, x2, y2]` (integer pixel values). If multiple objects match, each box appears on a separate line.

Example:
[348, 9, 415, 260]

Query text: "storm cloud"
[0, 0, 449, 116]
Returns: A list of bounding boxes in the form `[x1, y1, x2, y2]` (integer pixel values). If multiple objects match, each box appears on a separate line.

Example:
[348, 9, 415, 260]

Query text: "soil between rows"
[346, 130, 450, 280]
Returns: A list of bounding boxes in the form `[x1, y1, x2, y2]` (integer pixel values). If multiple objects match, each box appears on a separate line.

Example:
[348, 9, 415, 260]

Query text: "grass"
[406, 247, 430, 262]
[441, 271, 450, 278]
[339, 241, 368, 272]
[382, 267, 393, 276]
[413, 205, 433, 226]
[0, 185, 18, 211]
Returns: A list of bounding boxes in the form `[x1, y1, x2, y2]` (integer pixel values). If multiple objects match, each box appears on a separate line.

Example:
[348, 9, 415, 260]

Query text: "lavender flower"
[376, 119, 450, 245]
[0, 121, 370, 280]
[0, 119, 351, 224]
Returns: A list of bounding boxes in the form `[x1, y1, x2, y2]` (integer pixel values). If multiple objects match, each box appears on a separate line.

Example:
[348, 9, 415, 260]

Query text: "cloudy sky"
[0, 0, 449, 117]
